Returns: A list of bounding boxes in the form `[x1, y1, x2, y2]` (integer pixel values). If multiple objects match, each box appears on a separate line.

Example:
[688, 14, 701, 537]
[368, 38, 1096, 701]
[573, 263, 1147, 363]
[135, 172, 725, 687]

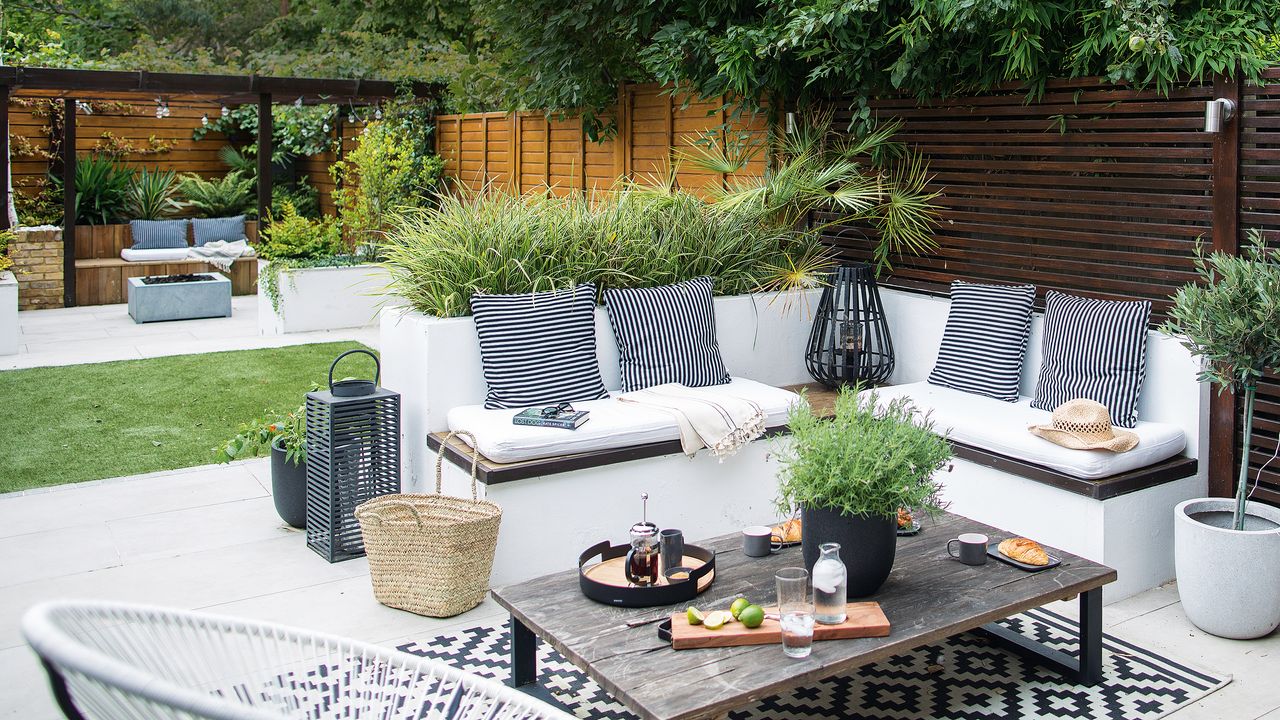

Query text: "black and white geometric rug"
[396, 608, 1229, 720]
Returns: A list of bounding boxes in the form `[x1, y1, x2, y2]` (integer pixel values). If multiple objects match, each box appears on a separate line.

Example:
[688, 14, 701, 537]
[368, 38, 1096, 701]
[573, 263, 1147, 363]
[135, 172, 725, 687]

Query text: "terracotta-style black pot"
[801, 505, 897, 597]
[270, 437, 307, 529]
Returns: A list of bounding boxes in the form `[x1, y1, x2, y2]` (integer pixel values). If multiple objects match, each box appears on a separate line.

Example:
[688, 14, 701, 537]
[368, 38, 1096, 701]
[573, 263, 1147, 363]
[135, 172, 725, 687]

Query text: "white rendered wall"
[0, 272, 16, 355]
[380, 289, 821, 491]
[436, 438, 785, 587]
[258, 262, 396, 335]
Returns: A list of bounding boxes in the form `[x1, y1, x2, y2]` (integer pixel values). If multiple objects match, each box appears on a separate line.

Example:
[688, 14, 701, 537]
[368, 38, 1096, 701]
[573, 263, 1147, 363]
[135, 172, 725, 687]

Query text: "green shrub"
[381, 187, 832, 318]
[14, 180, 62, 226]
[125, 167, 184, 220]
[257, 202, 345, 261]
[775, 387, 952, 520]
[50, 154, 131, 225]
[332, 104, 446, 241]
[180, 172, 254, 218]
[272, 178, 320, 220]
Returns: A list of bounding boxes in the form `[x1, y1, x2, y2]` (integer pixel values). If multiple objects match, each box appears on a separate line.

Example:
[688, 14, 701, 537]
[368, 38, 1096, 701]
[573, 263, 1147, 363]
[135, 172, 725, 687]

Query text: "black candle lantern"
[805, 263, 894, 388]
[306, 349, 401, 562]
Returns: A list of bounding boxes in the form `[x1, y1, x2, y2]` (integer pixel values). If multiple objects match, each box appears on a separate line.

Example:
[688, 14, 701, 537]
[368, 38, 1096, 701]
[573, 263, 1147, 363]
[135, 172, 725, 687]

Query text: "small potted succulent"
[1162, 232, 1280, 639]
[216, 403, 307, 529]
[775, 386, 951, 597]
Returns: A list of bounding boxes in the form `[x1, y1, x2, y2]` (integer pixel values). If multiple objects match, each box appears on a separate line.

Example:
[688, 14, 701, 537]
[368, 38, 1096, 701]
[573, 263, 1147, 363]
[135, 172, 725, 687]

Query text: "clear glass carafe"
[812, 542, 848, 624]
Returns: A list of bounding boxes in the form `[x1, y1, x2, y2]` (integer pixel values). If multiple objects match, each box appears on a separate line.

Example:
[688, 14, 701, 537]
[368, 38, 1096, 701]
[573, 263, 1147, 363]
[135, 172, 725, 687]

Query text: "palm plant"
[1162, 232, 1280, 531]
[126, 168, 185, 220]
[49, 154, 131, 225]
[180, 173, 254, 218]
[677, 112, 939, 273]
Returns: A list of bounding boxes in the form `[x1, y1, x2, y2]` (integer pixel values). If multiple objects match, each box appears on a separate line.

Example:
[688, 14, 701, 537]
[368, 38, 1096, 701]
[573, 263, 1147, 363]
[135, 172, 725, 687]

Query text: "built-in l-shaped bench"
[384, 285, 1208, 600]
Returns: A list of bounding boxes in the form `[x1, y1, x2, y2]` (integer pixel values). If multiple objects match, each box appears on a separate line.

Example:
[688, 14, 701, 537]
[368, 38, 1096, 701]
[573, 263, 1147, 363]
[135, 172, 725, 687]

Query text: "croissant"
[998, 537, 1049, 566]
[773, 518, 802, 544]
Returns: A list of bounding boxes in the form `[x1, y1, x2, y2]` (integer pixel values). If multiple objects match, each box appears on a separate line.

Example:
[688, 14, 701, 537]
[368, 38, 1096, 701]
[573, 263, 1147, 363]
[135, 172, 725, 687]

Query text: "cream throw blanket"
[188, 239, 251, 272]
[618, 383, 767, 460]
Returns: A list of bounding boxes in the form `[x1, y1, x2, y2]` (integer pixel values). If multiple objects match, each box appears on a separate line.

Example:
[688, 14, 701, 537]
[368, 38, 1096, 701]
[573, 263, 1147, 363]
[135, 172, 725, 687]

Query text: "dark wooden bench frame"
[428, 383, 1198, 500]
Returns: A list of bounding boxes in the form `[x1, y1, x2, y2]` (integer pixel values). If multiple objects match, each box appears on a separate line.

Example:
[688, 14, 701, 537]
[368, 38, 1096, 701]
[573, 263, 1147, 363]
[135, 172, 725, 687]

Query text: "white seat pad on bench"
[448, 377, 800, 464]
[865, 382, 1186, 480]
[120, 247, 192, 262]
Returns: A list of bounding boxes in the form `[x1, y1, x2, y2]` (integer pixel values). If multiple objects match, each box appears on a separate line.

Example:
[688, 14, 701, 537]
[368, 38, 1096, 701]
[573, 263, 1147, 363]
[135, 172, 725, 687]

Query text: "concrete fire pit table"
[127, 273, 232, 323]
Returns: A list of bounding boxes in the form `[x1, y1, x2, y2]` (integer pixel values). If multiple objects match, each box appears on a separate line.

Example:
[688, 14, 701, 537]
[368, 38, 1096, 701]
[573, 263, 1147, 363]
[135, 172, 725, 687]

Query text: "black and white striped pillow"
[1031, 291, 1152, 428]
[603, 276, 730, 392]
[927, 281, 1036, 402]
[470, 284, 610, 410]
[130, 219, 189, 249]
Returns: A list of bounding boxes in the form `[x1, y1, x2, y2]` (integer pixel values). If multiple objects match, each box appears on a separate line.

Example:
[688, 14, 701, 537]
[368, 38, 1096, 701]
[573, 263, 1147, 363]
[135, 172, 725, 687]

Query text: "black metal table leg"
[510, 614, 538, 688]
[508, 613, 574, 711]
[976, 588, 1105, 686]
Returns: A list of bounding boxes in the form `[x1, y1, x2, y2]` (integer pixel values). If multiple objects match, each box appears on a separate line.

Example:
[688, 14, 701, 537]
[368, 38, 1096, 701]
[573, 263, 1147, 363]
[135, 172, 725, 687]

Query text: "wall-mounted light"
[1204, 98, 1236, 133]
[785, 112, 797, 135]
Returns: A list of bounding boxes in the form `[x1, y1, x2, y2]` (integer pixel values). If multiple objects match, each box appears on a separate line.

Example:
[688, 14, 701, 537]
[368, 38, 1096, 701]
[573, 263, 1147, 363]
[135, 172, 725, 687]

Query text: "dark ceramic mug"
[946, 533, 989, 566]
[743, 525, 784, 557]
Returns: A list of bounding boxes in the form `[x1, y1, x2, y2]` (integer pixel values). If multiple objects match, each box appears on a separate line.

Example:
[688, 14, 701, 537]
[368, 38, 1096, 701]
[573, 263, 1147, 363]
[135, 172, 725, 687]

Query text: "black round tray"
[578, 541, 715, 608]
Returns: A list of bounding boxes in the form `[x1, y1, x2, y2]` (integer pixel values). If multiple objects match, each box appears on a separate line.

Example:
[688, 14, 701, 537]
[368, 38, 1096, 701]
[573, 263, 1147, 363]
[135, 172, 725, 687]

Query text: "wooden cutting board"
[670, 602, 890, 650]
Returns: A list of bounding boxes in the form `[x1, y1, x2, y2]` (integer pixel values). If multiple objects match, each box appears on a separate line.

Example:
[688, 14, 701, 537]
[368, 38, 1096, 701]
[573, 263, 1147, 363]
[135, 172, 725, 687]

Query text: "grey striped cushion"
[927, 281, 1036, 402]
[130, 219, 189, 249]
[603, 276, 730, 392]
[470, 284, 610, 410]
[1031, 291, 1152, 428]
[192, 215, 245, 246]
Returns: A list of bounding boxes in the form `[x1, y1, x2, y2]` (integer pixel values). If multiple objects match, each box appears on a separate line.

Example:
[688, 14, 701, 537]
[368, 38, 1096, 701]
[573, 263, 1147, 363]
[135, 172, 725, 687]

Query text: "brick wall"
[11, 228, 64, 310]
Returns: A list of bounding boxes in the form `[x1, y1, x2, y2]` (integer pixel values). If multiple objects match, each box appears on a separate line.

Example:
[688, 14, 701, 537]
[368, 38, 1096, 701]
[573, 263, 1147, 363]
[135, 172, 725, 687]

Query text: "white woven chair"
[22, 600, 576, 720]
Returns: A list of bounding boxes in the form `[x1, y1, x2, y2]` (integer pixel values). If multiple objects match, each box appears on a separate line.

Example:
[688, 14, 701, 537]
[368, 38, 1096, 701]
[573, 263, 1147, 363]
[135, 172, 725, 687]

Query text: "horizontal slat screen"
[1239, 67, 1280, 506]
[821, 79, 1218, 316]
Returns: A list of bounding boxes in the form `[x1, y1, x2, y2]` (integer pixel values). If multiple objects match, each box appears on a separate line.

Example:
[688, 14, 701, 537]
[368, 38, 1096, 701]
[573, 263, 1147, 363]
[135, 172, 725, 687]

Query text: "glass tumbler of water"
[775, 567, 815, 658]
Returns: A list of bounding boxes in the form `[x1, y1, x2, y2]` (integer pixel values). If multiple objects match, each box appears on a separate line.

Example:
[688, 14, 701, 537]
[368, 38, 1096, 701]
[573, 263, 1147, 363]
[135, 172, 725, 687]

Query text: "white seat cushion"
[447, 377, 799, 464]
[120, 247, 190, 262]
[864, 382, 1186, 480]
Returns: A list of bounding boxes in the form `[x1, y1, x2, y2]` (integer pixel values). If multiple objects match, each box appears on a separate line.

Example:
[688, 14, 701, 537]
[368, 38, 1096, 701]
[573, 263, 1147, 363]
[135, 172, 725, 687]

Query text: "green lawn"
[0, 342, 377, 494]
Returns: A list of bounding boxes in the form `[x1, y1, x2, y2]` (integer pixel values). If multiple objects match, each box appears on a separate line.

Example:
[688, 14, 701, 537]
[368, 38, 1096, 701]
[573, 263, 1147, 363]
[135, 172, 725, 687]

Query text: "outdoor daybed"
[382, 284, 1206, 600]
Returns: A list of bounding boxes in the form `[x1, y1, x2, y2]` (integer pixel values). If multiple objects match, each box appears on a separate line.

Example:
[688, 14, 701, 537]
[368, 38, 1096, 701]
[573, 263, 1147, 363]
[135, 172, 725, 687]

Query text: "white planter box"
[0, 271, 16, 355]
[258, 261, 396, 335]
[380, 289, 821, 490]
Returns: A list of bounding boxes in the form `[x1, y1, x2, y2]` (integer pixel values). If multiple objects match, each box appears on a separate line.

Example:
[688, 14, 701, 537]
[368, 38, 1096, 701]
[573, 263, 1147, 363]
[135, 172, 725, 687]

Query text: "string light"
[221, 104, 230, 117]
[374, 107, 383, 121]
[155, 97, 164, 119]
[201, 114, 209, 127]
[348, 112, 357, 124]
[294, 97, 303, 108]
[322, 123, 330, 133]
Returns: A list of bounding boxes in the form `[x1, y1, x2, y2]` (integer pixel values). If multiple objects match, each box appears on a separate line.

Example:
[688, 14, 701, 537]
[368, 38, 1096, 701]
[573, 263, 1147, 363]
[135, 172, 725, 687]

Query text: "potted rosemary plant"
[1162, 233, 1280, 639]
[776, 386, 951, 597]
[215, 403, 308, 529]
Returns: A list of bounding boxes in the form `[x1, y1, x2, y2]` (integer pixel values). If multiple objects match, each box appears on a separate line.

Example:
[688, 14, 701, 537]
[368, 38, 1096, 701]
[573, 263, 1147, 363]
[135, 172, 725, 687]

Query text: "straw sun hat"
[1028, 398, 1139, 452]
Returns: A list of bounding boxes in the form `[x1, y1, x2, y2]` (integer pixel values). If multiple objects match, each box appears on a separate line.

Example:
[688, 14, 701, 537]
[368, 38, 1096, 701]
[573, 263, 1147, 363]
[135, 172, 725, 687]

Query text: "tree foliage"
[480, 0, 1280, 133]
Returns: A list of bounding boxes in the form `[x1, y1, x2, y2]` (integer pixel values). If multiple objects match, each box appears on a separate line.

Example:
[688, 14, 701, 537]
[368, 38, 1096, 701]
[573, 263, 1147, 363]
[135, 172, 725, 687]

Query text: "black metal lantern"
[805, 263, 894, 388]
[306, 349, 401, 562]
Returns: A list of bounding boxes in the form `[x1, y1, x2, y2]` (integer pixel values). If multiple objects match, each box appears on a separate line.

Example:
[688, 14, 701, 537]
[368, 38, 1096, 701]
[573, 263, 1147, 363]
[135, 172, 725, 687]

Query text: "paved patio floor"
[0, 463, 1276, 719]
[3, 295, 379, 371]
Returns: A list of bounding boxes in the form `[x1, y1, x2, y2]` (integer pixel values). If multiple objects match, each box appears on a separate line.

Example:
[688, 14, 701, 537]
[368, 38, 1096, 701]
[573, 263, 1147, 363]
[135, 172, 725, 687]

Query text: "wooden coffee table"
[490, 511, 1115, 720]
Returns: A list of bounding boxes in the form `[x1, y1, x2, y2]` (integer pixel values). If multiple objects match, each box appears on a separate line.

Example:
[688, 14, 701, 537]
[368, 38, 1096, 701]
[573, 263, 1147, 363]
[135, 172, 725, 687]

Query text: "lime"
[703, 611, 730, 630]
[686, 607, 705, 626]
[738, 604, 765, 629]
[729, 597, 751, 619]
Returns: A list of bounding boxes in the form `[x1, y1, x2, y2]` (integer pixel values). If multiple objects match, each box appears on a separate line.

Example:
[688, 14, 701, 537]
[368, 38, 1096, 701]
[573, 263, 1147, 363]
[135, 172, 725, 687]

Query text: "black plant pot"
[270, 437, 307, 529]
[801, 505, 897, 598]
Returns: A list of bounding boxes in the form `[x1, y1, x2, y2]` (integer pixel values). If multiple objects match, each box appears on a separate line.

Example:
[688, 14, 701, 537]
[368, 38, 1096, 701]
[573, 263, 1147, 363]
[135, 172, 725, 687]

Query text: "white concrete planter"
[258, 261, 396, 335]
[1175, 497, 1280, 639]
[0, 271, 16, 355]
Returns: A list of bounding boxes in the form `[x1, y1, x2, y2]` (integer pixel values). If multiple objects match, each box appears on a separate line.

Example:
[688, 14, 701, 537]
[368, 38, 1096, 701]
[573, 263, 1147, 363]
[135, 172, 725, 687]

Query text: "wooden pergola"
[0, 66, 441, 306]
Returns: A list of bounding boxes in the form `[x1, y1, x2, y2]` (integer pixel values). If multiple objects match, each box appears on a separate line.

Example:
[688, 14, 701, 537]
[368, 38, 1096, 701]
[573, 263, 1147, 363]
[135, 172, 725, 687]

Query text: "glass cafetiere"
[625, 493, 661, 586]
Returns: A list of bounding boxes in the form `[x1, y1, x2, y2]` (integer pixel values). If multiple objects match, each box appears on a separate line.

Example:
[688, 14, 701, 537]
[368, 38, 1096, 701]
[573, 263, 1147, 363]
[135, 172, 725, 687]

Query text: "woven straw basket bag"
[355, 431, 502, 618]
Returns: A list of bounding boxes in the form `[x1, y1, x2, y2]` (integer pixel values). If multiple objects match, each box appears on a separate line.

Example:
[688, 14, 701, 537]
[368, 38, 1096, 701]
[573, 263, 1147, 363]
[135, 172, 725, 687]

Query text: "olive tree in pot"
[776, 387, 951, 597]
[1162, 233, 1280, 639]
[215, 403, 308, 529]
